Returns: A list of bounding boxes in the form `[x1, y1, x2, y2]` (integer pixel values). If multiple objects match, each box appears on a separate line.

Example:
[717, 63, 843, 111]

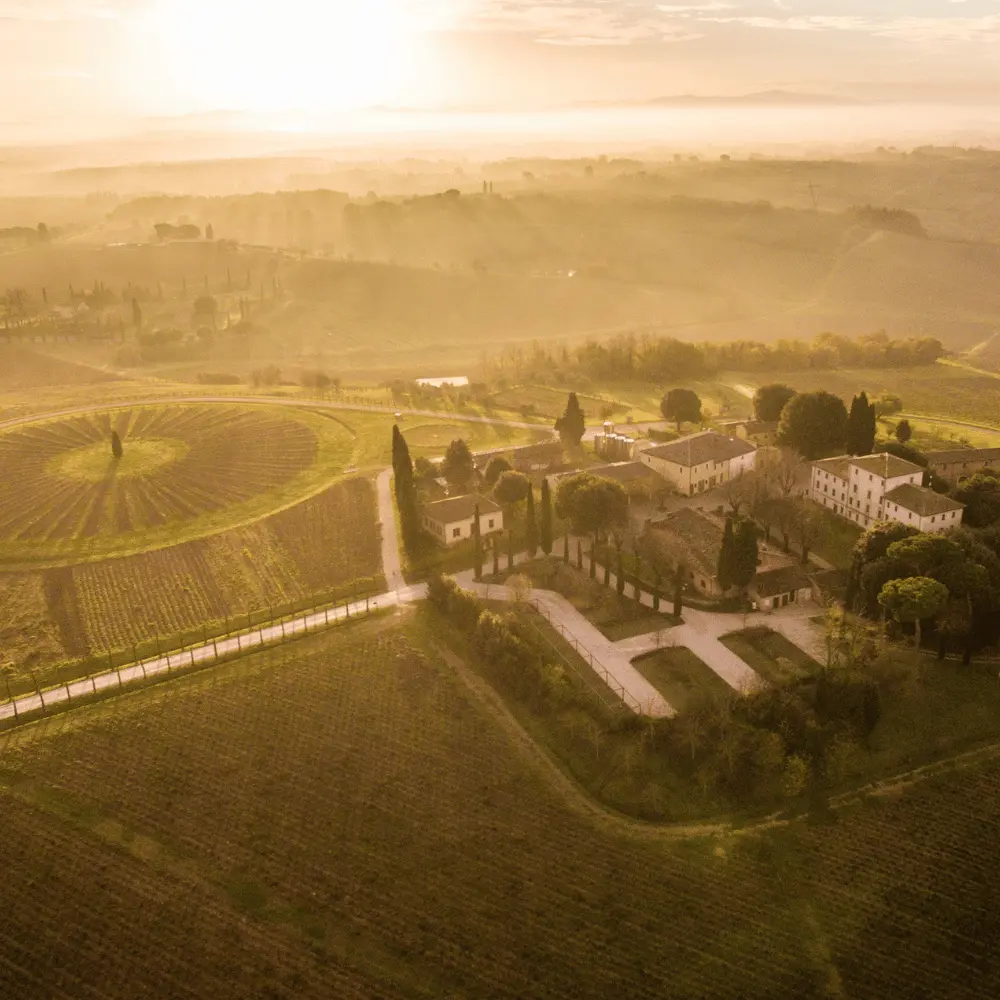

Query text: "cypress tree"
[473, 504, 483, 581]
[110, 430, 123, 460]
[846, 393, 876, 456]
[555, 392, 586, 447]
[673, 564, 684, 617]
[525, 486, 538, 557]
[862, 392, 877, 455]
[577, 537, 583, 569]
[732, 519, 760, 595]
[563, 532, 570, 563]
[717, 516, 735, 592]
[507, 528, 515, 570]
[540, 478, 553, 555]
[616, 550, 626, 595]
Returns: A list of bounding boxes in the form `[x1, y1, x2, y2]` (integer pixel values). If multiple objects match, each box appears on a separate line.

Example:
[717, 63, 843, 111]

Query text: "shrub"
[815, 670, 882, 735]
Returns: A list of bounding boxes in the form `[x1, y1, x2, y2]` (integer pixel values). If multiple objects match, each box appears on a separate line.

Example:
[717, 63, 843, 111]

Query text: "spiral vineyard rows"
[0, 618, 998, 999]
[0, 402, 354, 565]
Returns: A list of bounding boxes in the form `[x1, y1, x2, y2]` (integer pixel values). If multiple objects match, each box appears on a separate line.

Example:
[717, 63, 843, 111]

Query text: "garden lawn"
[720, 627, 820, 686]
[632, 646, 733, 714]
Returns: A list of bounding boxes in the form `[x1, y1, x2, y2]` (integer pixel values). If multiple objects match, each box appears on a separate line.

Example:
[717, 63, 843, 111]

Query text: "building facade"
[639, 430, 756, 496]
[810, 453, 964, 532]
[923, 447, 1000, 484]
[422, 494, 504, 547]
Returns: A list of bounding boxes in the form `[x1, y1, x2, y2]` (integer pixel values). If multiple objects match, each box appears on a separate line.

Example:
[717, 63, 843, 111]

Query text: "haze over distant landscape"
[8, 4, 1000, 1000]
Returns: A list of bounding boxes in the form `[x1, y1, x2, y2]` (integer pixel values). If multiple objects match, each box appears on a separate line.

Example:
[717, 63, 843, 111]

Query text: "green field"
[2, 614, 1000, 998]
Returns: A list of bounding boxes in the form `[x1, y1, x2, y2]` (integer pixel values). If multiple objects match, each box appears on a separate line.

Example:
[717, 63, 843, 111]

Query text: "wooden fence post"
[6, 677, 19, 720]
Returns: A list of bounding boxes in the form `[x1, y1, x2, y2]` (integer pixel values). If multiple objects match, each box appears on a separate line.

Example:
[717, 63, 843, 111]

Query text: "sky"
[3, 0, 1000, 136]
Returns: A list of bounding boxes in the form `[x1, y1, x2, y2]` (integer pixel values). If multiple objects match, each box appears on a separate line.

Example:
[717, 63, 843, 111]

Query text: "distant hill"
[572, 90, 867, 109]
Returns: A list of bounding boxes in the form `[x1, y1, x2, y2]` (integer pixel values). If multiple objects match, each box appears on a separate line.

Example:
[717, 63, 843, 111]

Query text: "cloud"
[468, 0, 705, 44]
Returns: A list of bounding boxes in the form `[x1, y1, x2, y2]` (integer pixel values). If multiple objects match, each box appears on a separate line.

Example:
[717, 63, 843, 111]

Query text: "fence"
[0, 587, 389, 730]
[526, 598, 645, 715]
[0, 576, 386, 704]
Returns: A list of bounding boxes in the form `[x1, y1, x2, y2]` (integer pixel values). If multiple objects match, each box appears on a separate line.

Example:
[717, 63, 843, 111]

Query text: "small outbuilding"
[750, 566, 814, 611]
[422, 494, 504, 547]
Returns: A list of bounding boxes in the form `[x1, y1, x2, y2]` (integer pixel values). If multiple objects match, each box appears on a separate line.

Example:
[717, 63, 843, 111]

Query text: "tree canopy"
[878, 576, 949, 655]
[777, 390, 849, 460]
[952, 473, 1000, 528]
[660, 388, 702, 432]
[483, 455, 512, 486]
[555, 472, 628, 536]
[895, 419, 912, 444]
[441, 439, 476, 493]
[753, 384, 797, 423]
[493, 470, 531, 507]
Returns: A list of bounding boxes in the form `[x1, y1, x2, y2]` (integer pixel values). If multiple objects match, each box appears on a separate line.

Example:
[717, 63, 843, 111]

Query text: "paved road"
[0, 584, 428, 724]
[375, 468, 405, 592]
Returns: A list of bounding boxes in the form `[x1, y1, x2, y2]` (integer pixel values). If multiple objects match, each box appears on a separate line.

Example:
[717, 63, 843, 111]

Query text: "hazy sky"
[4, 0, 1000, 131]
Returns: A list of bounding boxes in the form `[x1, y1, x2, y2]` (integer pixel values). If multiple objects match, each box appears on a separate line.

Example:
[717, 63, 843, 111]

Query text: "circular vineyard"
[0, 403, 352, 566]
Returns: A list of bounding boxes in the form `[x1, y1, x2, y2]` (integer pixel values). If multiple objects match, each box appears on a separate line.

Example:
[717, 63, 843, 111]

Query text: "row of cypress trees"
[473, 478, 555, 579]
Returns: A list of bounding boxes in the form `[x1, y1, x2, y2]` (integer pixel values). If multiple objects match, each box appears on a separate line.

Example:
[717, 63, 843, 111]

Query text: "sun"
[144, 0, 420, 113]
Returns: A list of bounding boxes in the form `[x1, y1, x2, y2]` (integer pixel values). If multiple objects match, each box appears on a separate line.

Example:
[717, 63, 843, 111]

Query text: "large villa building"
[639, 430, 756, 496]
[810, 453, 964, 533]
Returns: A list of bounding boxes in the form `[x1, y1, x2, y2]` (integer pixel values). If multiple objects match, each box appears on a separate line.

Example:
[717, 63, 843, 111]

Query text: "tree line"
[485, 331, 944, 385]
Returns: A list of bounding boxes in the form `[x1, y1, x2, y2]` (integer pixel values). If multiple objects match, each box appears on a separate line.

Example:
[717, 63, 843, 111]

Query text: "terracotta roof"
[753, 566, 813, 598]
[850, 453, 924, 479]
[643, 431, 755, 468]
[587, 461, 655, 483]
[513, 441, 563, 460]
[924, 447, 1000, 467]
[647, 508, 723, 577]
[718, 419, 778, 435]
[423, 493, 502, 524]
[883, 484, 965, 517]
[812, 457, 852, 481]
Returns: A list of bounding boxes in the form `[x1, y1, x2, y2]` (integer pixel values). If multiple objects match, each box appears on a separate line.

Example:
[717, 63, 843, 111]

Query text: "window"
[930, 516, 936, 524]
[867, 490, 872, 499]
[453, 527, 461, 538]
[488, 519, 495, 529]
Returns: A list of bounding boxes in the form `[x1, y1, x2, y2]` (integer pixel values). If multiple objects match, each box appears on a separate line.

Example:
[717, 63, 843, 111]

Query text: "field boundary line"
[0, 590, 400, 729]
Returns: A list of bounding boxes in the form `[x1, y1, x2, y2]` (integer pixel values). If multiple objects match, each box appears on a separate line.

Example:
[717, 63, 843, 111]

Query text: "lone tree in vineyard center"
[660, 388, 702, 433]
[111, 430, 124, 460]
[555, 392, 586, 448]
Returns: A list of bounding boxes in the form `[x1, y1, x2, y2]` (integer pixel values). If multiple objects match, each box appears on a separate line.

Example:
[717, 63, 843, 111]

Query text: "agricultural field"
[0, 402, 354, 566]
[1, 616, 1000, 999]
[730, 361, 1000, 431]
[0, 477, 382, 685]
[0, 344, 119, 393]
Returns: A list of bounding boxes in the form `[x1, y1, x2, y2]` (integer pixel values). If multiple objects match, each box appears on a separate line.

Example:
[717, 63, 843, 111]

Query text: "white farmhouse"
[639, 430, 756, 496]
[809, 453, 964, 533]
[422, 494, 504, 547]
